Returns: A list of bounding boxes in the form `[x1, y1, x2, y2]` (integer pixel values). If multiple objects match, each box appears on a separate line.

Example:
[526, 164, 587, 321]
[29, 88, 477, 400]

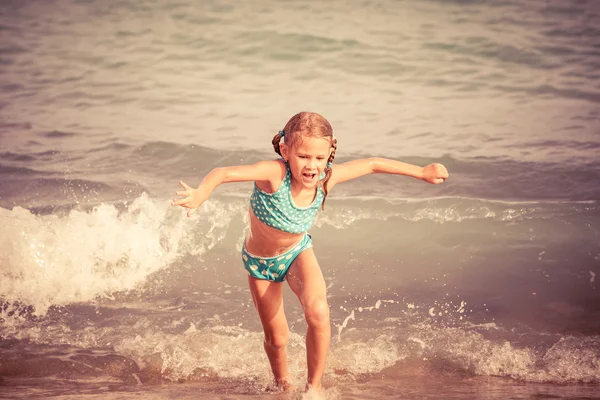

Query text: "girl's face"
[282, 135, 332, 189]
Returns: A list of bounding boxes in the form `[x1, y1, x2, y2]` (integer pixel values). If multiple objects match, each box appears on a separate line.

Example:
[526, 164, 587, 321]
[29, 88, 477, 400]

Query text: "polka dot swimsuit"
[249, 161, 324, 234]
[243, 160, 324, 281]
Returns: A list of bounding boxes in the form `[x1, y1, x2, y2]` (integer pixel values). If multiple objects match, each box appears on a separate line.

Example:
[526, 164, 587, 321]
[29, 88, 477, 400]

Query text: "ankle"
[275, 377, 297, 392]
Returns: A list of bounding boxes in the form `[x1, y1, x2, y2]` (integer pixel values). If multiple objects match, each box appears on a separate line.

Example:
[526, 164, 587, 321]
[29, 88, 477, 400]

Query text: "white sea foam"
[3, 303, 599, 385]
[0, 194, 225, 316]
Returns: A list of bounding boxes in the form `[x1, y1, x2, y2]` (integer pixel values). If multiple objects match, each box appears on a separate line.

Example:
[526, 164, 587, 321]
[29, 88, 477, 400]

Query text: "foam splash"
[315, 200, 499, 228]
[119, 322, 600, 385]
[540, 336, 600, 383]
[329, 296, 600, 384]
[410, 325, 600, 383]
[115, 322, 405, 384]
[313, 197, 593, 228]
[301, 386, 342, 400]
[431, 327, 538, 377]
[2, 305, 599, 386]
[114, 323, 304, 384]
[329, 334, 402, 375]
[0, 194, 197, 315]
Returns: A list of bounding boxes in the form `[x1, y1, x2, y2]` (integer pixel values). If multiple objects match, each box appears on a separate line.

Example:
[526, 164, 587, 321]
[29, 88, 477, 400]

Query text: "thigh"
[286, 247, 328, 306]
[247, 276, 288, 335]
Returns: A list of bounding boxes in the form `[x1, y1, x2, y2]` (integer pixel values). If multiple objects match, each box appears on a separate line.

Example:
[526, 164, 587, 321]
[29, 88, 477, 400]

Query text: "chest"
[291, 189, 319, 208]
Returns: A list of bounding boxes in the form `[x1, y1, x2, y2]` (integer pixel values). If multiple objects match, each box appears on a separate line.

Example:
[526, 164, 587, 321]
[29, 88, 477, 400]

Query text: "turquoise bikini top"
[250, 161, 325, 234]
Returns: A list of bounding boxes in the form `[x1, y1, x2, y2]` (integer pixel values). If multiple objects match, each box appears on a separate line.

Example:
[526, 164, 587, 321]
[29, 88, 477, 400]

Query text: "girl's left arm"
[329, 157, 448, 188]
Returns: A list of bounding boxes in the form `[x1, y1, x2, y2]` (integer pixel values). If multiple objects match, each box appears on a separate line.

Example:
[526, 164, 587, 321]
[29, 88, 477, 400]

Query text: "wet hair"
[271, 112, 337, 209]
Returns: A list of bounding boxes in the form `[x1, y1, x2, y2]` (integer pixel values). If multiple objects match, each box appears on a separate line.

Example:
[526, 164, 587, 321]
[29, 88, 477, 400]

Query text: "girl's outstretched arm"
[172, 160, 283, 217]
[329, 157, 448, 188]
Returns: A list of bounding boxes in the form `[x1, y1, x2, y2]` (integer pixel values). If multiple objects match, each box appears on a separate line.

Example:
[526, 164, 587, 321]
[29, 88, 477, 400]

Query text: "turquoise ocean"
[1, 0, 599, 398]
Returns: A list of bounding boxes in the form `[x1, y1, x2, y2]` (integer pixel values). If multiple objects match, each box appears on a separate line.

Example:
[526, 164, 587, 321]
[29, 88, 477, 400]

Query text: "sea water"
[1, 0, 599, 398]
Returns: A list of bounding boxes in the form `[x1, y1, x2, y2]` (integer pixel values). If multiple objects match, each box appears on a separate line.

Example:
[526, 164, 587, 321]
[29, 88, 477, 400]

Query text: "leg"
[286, 247, 331, 390]
[247, 275, 294, 390]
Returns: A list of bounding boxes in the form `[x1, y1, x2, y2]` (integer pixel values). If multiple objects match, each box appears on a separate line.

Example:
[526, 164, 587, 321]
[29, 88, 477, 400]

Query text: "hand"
[421, 163, 448, 184]
[171, 180, 207, 217]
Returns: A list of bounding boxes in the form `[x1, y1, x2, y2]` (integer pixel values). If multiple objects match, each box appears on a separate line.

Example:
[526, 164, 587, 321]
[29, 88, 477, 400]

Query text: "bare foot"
[302, 383, 330, 399]
[305, 382, 322, 392]
[264, 378, 297, 392]
[278, 378, 298, 392]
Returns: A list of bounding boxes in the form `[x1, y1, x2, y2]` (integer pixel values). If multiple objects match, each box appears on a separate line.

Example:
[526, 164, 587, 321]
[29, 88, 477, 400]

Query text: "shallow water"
[1, 0, 599, 398]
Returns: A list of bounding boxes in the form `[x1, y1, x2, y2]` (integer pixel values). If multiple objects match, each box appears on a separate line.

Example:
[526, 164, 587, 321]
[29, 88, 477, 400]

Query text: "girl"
[172, 112, 448, 391]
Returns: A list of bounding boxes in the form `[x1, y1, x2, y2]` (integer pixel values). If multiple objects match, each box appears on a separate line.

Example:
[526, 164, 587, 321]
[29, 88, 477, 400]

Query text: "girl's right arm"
[171, 160, 282, 217]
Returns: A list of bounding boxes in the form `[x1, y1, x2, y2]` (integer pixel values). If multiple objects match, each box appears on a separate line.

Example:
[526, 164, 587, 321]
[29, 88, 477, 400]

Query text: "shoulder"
[253, 159, 286, 175]
[258, 159, 287, 180]
[255, 159, 287, 193]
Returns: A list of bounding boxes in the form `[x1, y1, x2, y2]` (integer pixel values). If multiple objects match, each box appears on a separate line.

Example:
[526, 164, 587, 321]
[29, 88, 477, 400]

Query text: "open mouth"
[302, 172, 317, 180]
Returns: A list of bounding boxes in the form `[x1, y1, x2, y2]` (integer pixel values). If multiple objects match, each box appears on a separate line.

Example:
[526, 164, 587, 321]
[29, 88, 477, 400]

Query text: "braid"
[328, 137, 338, 166]
[321, 137, 337, 210]
[272, 131, 283, 156]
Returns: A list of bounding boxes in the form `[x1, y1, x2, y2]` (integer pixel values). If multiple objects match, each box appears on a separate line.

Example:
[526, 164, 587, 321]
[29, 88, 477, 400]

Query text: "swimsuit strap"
[249, 160, 324, 234]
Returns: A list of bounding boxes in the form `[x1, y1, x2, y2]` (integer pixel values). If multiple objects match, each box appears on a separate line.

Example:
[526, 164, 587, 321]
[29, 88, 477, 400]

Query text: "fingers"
[173, 181, 200, 216]
[438, 164, 449, 176]
[430, 164, 449, 182]
[173, 182, 192, 205]
[422, 164, 449, 184]
[438, 167, 449, 180]
[172, 197, 191, 206]
[433, 171, 447, 184]
[179, 180, 192, 190]
[172, 197, 199, 217]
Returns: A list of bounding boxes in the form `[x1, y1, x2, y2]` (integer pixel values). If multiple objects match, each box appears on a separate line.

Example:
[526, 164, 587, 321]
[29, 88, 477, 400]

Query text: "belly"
[245, 207, 304, 257]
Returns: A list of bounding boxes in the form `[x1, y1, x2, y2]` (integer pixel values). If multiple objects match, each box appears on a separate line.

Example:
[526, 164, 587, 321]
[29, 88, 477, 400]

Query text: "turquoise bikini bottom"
[242, 234, 312, 282]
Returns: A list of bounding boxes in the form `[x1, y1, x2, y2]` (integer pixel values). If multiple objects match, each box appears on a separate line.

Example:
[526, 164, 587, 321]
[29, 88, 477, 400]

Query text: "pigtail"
[272, 131, 283, 156]
[321, 137, 337, 210]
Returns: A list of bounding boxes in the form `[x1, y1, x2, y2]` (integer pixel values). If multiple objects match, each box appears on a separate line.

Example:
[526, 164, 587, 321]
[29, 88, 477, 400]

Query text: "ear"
[280, 142, 289, 162]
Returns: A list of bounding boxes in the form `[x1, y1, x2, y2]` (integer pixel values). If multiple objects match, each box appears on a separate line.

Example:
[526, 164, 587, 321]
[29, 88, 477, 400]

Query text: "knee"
[264, 330, 289, 350]
[304, 298, 330, 328]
